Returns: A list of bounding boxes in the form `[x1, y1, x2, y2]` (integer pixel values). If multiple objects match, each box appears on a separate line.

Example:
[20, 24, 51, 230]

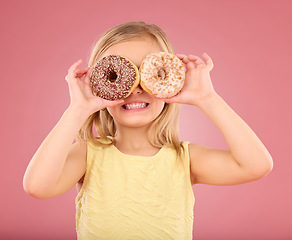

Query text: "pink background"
[1, 0, 291, 239]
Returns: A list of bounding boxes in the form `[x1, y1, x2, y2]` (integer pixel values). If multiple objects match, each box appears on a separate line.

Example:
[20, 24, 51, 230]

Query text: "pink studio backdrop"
[1, 0, 291, 239]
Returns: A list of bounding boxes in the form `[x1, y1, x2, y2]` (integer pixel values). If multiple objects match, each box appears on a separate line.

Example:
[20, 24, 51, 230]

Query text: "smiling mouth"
[122, 102, 149, 110]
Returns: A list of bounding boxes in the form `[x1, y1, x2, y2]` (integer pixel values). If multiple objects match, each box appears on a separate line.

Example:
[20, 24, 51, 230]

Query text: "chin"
[122, 119, 153, 128]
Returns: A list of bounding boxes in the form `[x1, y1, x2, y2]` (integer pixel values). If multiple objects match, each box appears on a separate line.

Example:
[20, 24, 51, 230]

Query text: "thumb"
[159, 95, 181, 104]
[84, 66, 95, 84]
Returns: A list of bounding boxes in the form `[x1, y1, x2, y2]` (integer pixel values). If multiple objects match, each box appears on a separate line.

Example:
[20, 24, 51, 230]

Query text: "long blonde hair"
[78, 21, 184, 160]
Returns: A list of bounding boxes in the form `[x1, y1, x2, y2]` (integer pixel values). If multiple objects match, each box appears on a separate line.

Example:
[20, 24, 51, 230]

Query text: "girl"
[23, 21, 273, 239]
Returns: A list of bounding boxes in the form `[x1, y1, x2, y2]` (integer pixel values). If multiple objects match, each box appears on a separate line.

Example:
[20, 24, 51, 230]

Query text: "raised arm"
[164, 53, 273, 186]
[23, 60, 124, 198]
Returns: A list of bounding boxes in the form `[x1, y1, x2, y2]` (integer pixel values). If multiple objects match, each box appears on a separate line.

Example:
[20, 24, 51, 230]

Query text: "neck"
[113, 124, 160, 156]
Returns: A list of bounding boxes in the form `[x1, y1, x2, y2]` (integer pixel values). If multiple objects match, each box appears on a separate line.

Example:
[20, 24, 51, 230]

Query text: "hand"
[65, 59, 124, 115]
[162, 52, 216, 107]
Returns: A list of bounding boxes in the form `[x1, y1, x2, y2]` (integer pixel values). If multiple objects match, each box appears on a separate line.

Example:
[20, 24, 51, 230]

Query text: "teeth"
[124, 103, 147, 110]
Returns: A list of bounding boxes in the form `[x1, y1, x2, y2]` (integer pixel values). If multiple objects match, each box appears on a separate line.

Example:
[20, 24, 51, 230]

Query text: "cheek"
[106, 107, 116, 118]
[154, 101, 165, 115]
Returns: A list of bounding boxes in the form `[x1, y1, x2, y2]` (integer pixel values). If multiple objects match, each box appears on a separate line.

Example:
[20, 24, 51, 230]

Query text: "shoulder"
[185, 143, 213, 185]
[87, 137, 113, 149]
[72, 138, 111, 156]
[188, 143, 221, 168]
[180, 142, 207, 157]
[70, 140, 88, 154]
[188, 143, 211, 156]
[67, 141, 88, 171]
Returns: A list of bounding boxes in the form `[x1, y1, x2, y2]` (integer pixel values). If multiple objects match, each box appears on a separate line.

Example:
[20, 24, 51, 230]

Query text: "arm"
[164, 53, 273, 185]
[23, 107, 88, 199]
[23, 60, 124, 198]
[189, 93, 273, 185]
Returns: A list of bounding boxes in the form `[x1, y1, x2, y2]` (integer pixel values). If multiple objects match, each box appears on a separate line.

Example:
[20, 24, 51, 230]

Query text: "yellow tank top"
[75, 140, 195, 240]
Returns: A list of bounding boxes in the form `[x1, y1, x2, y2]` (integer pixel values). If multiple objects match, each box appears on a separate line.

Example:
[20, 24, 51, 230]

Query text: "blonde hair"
[78, 21, 184, 160]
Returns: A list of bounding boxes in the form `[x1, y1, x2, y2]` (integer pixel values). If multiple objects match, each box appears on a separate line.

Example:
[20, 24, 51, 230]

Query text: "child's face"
[101, 38, 166, 128]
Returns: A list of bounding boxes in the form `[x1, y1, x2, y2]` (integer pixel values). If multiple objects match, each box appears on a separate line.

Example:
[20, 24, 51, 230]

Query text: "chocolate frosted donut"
[90, 55, 139, 100]
[139, 52, 185, 98]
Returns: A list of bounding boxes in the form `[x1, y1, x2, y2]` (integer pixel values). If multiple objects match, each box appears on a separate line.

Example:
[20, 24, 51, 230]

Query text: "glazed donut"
[90, 55, 139, 100]
[139, 52, 185, 98]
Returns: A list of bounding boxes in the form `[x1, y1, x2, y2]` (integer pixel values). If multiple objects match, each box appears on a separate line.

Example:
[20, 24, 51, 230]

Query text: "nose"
[131, 84, 143, 95]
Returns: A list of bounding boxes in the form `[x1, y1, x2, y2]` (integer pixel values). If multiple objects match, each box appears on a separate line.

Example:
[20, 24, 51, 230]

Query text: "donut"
[139, 52, 185, 98]
[90, 55, 139, 100]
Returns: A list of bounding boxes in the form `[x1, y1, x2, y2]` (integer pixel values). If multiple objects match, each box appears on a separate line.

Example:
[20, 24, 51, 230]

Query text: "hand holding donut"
[65, 59, 124, 115]
[161, 52, 216, 107]
[89, 52, 214, 107]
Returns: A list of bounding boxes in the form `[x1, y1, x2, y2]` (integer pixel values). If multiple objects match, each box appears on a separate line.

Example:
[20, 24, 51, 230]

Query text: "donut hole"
[108, 71, 118, 82]
[157, 69, 166, 81]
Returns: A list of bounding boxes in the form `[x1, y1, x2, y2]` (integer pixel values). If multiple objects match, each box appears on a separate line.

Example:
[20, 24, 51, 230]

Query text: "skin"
[23, 38, 273, 199]
[164, 53, 273, 185]
[99, 39, 166, 156]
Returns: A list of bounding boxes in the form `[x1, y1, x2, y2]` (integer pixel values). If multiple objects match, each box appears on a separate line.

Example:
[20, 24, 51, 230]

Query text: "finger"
[202, 52, 214, 69]
[68, 59, 82, 71]
[159, 98, 173, 103]
[188, 55, 205, 67]
[103, 98, 125, 107]
[158, 95, 182, 104]
[186, 60, 196, 70]
[68, 59, 83, 77]
[176, 54, 191, 65]
[84, 66, 94, 84]
[176, 53, 187, 59]
[75, 67, 89, 79]
[176, 55, 187, 71]
[75, 67, 89, 75]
